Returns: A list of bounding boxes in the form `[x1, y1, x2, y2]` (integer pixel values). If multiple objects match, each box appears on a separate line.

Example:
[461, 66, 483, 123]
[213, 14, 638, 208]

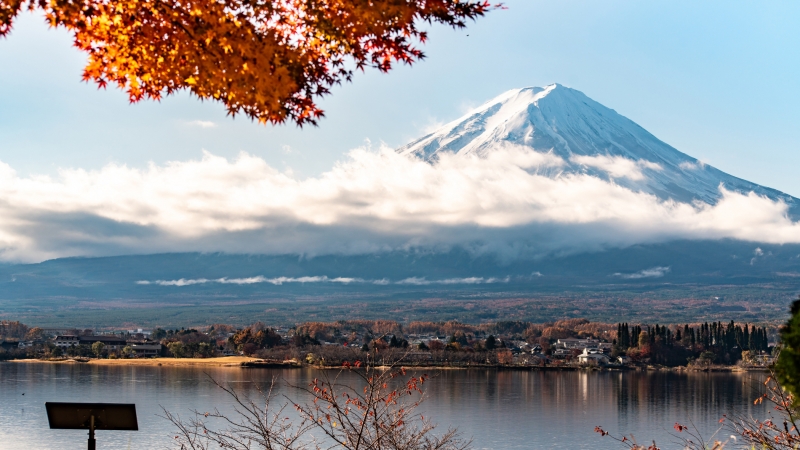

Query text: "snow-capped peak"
[398, 84, 796, 209]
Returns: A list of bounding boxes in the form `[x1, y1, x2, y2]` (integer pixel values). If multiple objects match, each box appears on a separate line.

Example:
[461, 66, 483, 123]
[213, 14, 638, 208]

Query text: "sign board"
[45, 402, 138, 431]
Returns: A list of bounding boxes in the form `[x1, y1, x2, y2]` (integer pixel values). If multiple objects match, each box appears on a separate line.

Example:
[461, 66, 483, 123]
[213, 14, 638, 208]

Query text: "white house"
[577, 348, 610, 365]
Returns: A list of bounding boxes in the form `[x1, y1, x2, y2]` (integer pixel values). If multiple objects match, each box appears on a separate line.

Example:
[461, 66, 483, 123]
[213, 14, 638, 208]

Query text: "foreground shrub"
[163, 355, 469, 450]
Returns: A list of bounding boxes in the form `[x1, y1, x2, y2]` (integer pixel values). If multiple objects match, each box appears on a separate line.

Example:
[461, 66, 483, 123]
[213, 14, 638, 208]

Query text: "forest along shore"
[1, 319, 778, 370]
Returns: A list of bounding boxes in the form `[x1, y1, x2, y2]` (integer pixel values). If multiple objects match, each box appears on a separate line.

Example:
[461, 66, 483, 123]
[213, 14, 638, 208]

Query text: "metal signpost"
[45, 402, 138, 450]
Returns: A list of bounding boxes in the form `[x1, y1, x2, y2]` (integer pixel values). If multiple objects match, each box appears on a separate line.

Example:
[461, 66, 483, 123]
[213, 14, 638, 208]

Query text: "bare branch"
[164, 353, 470, 450]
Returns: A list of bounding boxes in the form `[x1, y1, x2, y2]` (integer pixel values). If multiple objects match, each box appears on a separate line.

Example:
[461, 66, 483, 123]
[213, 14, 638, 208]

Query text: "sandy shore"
[11, 356, 261, 367]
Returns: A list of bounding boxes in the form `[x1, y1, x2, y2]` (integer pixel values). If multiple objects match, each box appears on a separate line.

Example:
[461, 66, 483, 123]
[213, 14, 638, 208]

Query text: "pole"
[88, 414, 96, 450]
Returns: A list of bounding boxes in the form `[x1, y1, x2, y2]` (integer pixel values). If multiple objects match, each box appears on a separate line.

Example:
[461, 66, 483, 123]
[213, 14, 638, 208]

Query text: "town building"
[556, 338, 601, 350]
[552, 348, 573, 358]
[79, 335, 127, 351]
[55, 335, 80, 348]
[129, 342, 162, 357]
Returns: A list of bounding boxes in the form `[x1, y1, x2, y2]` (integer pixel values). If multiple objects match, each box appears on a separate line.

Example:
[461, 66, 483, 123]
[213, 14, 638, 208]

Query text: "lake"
[0, 363, 770, 449]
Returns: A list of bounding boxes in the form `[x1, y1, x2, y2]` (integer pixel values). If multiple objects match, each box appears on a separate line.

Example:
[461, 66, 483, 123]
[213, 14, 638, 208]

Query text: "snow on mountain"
[398, 84, 797, 209]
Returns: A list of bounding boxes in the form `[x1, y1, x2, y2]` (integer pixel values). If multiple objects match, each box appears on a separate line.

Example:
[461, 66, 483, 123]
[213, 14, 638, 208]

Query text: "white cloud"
[751, 247, 765, 265]
[679, 160, 706, 171]
[395, 277, 509, 285]
[135, 275, 505, 286]
[396, 277, 429, 285]
[152, 278, 211, 286]
[571, 155, 663, 180]
[137, 276, 359, 286]
[613, 266, 671, 279]
[420, 116, 447, 135]
[187, 120, 217, 128]
[0, 147, 797, 262]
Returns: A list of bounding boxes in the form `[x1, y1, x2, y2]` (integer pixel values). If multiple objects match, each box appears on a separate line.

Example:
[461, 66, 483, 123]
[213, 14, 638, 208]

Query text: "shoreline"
[8, 356, 261, 367]
[5, 357, 771, 372]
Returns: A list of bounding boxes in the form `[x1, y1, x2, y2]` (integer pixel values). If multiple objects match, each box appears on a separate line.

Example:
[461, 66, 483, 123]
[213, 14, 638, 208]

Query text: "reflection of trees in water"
[613, 371, 769, 435]
[408, 369, 769, 440]
[17, 365, 772, 425]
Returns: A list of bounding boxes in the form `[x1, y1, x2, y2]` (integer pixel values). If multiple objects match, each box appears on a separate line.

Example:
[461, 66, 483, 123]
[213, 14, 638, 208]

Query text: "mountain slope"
[1, 240, 799, 299]
[398, 84, 797, 208]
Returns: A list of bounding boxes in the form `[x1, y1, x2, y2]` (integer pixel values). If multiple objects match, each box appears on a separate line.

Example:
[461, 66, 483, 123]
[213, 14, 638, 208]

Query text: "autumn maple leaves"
[0, 0, 496, 125]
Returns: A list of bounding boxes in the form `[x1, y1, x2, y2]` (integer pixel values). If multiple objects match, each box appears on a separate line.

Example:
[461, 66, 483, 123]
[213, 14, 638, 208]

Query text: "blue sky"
[0, 0, 799, 195]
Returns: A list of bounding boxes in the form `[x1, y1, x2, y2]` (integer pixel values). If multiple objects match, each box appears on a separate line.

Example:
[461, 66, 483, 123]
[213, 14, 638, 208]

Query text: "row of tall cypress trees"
[615, 321, 769, 353]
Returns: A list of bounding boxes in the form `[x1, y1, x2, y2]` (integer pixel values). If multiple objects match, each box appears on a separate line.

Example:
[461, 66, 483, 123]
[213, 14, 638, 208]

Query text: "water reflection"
[0, 363, 769, 450]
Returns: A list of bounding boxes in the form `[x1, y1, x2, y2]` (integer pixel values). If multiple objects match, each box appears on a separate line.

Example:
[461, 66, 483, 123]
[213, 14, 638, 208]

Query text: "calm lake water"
[0, 362, 771, 449]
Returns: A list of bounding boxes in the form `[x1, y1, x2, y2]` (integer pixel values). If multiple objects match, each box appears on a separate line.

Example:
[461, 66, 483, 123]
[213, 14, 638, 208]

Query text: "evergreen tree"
[485, 335, 497, 351]
[777, 297, 800, 402]
[743, 324, 750, 350]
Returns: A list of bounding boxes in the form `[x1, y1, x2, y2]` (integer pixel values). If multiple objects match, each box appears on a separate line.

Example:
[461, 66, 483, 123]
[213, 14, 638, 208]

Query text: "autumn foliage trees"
[160, 328, 217, 357]
[214, 317, 777, 368]
[0, 0, 497, 125]
[0, 320, 28, 339]
[228, 325, 282, 354]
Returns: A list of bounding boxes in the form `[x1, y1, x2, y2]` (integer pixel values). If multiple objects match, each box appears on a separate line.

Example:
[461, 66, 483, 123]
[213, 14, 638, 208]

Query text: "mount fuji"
[398, 84, 798, 210]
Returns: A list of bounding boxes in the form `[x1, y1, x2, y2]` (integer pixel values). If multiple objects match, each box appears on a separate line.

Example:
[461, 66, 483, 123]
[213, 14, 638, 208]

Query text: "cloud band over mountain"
[135, 275, 510, 287]
[0, 146, 797, 262]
